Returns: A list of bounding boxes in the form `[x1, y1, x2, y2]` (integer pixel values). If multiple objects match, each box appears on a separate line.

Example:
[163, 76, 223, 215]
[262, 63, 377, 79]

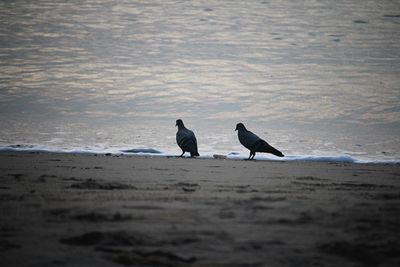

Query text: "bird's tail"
[270, 147, 284, 157]
[258, 141, 284, 157]
[190, 151, 200, 157]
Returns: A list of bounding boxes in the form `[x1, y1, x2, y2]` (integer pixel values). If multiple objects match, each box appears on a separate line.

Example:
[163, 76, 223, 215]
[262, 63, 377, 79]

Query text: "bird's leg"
[180, 151, 185, 157]
[246, 152, 252, 160]
[251, 152, 256, 160]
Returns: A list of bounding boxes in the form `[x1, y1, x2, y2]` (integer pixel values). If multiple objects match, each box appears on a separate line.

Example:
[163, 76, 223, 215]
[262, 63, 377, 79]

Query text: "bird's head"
[176, 119, 184, 127]
[235, 123, 246, 131]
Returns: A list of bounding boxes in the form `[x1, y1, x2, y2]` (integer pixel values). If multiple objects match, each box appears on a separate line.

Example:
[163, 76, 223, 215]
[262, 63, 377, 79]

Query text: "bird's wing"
[238, 130, 261, 150]
[177, 129, 198, 152]
[253, 139, 284, 156]
[188, 129, 198, 148]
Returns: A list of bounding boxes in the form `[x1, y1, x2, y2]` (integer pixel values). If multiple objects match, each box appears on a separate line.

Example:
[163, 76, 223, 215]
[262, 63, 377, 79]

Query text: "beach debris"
[353, 20, 368, 24]
[113, 250, 196, 266]
[8, 173, 25, 180]
[60, 231, 105, 246]
[60, 231, 158, 247]
[174, 182, 198, 187]
[213, 154, 227, 159]
[70, 179, 135, 190]
[173, 182, 198, 192]
[62, 177, 82, 181]
[122, 148, 162, 154]
[73, 211, 132, 222]
[182, 187, 196, 192]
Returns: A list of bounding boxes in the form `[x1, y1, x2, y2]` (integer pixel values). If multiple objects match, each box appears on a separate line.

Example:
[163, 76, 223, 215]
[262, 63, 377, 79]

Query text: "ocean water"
[0, 0, 399, 162]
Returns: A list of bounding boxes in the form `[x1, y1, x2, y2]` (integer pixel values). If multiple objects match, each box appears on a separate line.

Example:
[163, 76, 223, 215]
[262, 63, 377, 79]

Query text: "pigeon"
[176, 119, 200, 157]
[235, 123, 284, 160]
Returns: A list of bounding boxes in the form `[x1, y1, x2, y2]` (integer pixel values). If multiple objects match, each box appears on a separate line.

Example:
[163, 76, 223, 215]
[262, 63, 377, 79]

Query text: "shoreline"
[1, 152, 400, 266]
[1, 146, 399, 164]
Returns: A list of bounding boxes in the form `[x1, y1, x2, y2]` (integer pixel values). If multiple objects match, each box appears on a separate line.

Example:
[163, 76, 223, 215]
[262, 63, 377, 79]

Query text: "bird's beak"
[235, 126, 238, 131]
[175, 123, 177, 126]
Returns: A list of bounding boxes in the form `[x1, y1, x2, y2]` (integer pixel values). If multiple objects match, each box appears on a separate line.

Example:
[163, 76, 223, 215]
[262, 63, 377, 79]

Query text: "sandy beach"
[1, 152, 399, 267]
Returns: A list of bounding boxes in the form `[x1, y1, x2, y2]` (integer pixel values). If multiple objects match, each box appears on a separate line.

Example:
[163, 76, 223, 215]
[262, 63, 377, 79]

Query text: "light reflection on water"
[0, 0, 399, 160]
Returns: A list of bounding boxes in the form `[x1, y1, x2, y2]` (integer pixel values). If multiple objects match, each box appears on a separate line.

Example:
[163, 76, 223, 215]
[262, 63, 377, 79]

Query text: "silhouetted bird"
[235, 123, 284, 160]
[176, 119, 200, 157]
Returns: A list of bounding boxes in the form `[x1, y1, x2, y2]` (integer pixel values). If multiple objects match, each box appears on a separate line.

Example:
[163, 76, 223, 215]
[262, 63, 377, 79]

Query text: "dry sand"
[1, 152, 399, 267]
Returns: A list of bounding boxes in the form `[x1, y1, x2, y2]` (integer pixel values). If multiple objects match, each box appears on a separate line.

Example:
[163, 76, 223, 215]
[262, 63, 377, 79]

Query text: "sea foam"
[1, 145, 399, 164]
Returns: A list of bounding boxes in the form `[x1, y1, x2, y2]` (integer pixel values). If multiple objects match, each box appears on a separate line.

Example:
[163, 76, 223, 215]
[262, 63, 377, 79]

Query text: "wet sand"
[1, 152, 400, 267]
